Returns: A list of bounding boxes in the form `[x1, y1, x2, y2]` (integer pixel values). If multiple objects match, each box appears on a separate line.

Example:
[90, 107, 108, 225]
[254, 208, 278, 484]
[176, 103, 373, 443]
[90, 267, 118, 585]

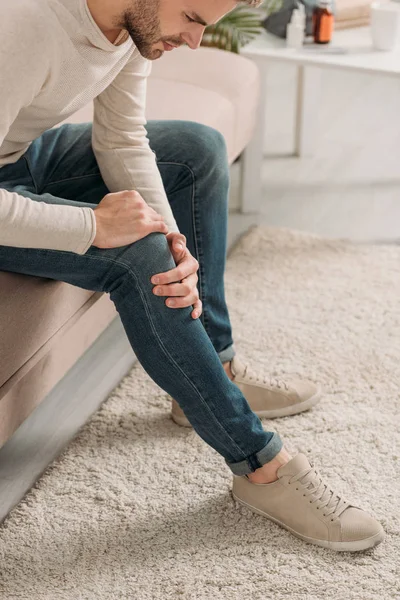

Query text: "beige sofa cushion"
[0, 272, 95, 399]
[147, 46, 260, 163]
[147, 79, 236, 158]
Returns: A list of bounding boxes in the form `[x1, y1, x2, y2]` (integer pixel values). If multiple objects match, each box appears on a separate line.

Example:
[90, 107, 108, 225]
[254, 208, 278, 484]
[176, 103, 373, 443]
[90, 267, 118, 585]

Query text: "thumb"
[174, 237, 186, 253]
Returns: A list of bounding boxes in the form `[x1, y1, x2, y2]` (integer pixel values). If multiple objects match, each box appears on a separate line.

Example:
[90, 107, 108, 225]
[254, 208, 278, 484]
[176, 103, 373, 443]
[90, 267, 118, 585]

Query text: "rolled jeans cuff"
[218, 343, 236, 365]
[224, 432, 284, 476]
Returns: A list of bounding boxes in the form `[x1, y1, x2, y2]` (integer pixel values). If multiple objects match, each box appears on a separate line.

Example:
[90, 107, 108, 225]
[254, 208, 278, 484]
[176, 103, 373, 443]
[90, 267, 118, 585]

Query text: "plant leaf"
[200, 1, 283, 52]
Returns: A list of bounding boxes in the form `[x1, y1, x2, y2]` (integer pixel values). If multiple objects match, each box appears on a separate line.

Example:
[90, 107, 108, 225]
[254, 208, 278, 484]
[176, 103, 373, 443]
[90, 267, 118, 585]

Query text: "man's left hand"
[150, 232, 202, 320]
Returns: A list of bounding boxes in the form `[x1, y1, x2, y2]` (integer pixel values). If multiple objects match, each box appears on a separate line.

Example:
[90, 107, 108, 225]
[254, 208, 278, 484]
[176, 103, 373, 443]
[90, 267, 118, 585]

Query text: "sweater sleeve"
[91, 50, 180, 234]
[0, 2, 97, 255]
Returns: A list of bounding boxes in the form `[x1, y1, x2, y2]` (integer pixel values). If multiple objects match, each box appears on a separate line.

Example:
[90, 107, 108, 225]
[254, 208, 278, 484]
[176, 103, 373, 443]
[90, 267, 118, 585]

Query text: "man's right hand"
[92, 190, 169, 249]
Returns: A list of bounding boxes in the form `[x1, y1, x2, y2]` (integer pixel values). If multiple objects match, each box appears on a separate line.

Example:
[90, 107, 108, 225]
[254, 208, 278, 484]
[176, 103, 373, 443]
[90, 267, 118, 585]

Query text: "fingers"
[144, 210, 169, 234]
[165, 232, 187, 247]
[164, 289, 199, 309]
[172, 233, 186, 251]
[153, 272, 198, 298]
[151, 255, 199, 285]
[166, 232, 187, 259]
[149, 219, 169, 234]
[191, 298, 202, 320]
[152, 272, 202, 318]
[165, 292, 202, 318]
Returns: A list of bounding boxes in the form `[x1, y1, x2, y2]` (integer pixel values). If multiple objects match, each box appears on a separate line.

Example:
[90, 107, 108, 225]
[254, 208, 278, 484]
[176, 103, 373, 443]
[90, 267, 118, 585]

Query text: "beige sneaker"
[170, 355, 321, 427]
[232, 453, 385, 552]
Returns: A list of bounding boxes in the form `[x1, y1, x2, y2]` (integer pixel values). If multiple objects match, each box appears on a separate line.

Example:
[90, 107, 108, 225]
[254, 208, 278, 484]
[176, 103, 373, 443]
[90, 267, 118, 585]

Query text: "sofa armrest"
[148, 45, 259, 104]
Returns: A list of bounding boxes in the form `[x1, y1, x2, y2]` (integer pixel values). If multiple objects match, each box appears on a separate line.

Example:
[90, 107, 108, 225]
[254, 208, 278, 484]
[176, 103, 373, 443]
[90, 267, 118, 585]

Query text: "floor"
[1, 58, 400, 526]
[2, 225, 398, 598]
[228, 62, 400, 246]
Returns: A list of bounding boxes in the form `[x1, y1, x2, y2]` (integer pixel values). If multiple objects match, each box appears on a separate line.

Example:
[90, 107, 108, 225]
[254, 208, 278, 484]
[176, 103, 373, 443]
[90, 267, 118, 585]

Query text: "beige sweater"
[0, 0, 179, 255]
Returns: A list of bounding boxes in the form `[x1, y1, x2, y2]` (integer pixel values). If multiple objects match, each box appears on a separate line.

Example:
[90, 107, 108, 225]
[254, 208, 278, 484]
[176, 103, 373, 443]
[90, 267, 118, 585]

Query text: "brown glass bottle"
[313, 0, 334, 44]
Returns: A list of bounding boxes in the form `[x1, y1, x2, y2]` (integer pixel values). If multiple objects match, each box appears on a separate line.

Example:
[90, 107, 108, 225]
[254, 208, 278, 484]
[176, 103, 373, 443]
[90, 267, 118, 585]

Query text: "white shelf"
[241, 26, 400, 77]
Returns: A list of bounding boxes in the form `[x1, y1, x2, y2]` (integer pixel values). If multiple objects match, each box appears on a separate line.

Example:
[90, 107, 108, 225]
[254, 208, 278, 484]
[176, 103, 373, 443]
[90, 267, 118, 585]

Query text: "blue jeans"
[0, 120, 283, 475]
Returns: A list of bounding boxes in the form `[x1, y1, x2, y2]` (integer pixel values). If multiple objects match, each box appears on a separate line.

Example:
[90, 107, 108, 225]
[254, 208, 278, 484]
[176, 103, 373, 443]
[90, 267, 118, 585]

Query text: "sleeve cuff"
[75, 207, 97, 254]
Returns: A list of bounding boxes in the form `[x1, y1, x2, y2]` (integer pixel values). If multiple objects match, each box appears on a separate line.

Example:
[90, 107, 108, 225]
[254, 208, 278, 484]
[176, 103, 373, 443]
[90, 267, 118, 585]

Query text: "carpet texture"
[0, 226, 399, 600]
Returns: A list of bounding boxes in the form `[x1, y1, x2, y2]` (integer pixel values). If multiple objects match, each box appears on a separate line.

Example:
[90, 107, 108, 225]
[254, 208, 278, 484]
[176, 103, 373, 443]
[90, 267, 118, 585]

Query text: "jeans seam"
[34, 123, 96, 193]
[36, 249, 247, 460]
[81, 250, 251, 462]
[157, 160, 210, 334]
[193, 180, 210, 333]
[23, 155, 38, 194]
[44, 172, 101, 189]
[17, 241, 260, 465]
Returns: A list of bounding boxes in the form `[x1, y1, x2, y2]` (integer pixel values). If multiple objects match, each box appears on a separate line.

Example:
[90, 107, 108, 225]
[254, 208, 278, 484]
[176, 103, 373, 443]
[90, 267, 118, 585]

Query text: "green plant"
[200, 0, 283, 53]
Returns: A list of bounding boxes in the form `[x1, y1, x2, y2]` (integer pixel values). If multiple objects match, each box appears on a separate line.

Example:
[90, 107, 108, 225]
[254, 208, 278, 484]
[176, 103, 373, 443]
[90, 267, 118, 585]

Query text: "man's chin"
[137, 46, 164, 60]
[136, 45, 163, 60]
[148, 49, 163, 60]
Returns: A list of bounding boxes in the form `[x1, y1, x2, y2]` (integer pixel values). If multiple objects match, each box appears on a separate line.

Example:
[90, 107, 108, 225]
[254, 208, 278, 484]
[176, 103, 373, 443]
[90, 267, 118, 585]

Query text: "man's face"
[118, 0, 238, 60]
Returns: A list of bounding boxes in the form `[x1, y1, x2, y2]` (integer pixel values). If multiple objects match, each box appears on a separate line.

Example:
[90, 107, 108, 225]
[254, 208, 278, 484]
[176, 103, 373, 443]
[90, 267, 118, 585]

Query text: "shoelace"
[240, 364, 289, 391]
[288, 465, 348, 519]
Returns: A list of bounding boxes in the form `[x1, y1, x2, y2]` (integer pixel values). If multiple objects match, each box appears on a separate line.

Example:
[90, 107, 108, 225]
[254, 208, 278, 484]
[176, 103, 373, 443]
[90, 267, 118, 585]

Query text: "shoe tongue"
[230, 356, 247, 379]
[277, 453, 311, 477]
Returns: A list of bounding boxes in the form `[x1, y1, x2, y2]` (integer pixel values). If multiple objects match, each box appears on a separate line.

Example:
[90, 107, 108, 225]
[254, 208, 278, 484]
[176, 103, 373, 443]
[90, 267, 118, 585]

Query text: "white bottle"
[298, 3, 307, 33]
[286, 8, 305, 48]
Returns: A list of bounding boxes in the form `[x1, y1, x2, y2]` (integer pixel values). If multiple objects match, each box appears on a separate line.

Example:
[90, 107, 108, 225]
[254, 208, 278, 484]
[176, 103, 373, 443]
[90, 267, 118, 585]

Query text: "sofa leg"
[238, 57, 267, 215]
[239, 142, 262, 214]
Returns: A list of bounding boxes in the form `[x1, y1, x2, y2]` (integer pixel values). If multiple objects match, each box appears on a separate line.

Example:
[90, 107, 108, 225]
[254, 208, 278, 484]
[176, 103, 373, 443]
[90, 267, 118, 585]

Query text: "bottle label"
[319, 14, 334, 42]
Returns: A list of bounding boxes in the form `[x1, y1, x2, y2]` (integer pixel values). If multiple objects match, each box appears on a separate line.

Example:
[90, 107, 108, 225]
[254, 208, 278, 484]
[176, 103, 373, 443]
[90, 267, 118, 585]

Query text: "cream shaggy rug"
[0, 226, 399, 600]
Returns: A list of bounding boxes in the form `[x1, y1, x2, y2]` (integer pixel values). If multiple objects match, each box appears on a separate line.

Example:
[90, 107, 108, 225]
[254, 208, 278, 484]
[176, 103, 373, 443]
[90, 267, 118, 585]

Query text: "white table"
[239, 26, 400, 212]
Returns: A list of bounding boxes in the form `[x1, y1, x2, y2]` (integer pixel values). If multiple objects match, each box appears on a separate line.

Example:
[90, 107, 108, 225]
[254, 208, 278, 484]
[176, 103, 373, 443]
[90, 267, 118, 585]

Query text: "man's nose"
[181, 28, 205, 50]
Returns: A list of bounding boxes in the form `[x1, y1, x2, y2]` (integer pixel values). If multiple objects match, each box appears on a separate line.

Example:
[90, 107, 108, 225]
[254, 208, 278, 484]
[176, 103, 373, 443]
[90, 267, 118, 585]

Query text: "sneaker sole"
[231, 491, 385, 552]
[170, 390, 323, 428]
[252, 389, 322, 419]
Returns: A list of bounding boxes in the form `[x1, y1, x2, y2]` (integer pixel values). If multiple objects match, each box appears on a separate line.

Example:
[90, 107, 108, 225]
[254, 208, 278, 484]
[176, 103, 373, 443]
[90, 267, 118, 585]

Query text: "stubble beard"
[119, 0, 164, 59]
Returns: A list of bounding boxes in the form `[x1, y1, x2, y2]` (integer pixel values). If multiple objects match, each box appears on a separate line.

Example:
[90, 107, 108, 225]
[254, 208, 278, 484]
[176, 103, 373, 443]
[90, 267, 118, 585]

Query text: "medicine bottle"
[313, 0, 334, 44]
[287, 8, 305, 48]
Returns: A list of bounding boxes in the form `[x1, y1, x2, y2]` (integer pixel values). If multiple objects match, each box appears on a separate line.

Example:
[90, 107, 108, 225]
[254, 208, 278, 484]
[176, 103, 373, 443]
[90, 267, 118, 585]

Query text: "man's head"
[111, 0, 262, 60]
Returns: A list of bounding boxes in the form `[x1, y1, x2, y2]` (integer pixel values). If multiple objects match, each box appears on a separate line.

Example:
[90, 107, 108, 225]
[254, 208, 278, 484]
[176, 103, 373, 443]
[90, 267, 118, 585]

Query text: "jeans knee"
[202, 127, 230, 193]
[171, 122, 229, 182]
[195, 124, 228, 160]
[130, 231, 175, 277]
[105, 232, 175, 296]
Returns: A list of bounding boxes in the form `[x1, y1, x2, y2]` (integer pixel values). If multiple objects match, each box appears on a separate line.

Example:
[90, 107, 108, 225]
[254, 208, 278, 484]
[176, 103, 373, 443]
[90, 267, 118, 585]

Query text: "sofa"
[0, 46, 260, 520]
